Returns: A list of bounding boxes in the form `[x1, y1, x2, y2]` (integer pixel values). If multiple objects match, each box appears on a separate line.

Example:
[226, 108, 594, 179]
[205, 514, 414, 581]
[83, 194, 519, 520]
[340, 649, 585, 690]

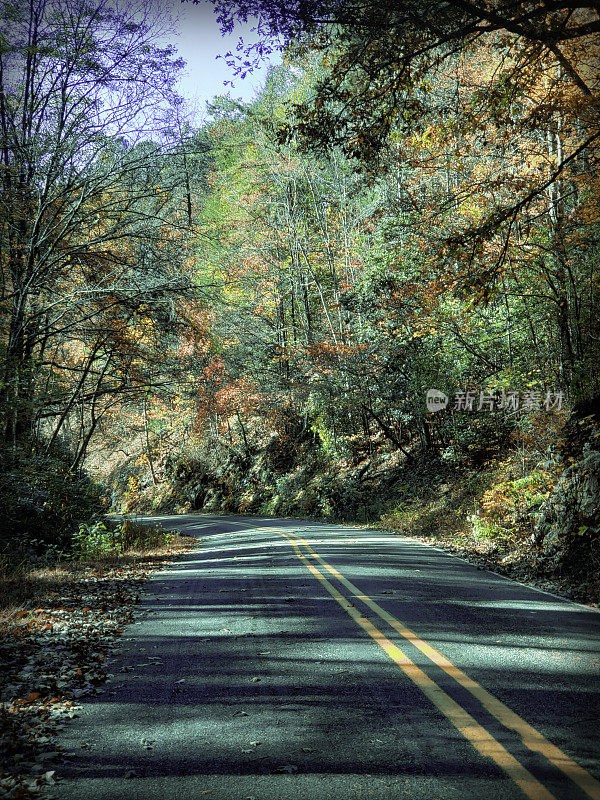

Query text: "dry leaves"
[0, 557, 170, 799]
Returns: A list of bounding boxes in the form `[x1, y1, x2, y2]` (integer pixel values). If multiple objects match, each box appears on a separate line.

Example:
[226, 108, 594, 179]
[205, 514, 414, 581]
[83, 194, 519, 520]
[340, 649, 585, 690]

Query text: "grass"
[0, 522, 197, 631]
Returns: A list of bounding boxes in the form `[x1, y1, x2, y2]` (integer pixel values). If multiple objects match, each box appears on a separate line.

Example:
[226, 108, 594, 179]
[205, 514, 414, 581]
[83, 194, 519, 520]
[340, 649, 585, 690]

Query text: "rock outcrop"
[533, 394, 600, 597]
[535, 448, 600, 548]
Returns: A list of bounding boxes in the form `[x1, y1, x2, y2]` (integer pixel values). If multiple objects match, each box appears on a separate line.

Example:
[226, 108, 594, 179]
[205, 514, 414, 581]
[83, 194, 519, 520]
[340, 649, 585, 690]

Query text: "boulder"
[534, 448, 600, 551]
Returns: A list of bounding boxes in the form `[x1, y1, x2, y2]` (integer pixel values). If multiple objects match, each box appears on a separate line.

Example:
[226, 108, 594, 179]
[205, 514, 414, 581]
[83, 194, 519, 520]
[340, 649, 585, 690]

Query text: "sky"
[162, 0, 281, 116]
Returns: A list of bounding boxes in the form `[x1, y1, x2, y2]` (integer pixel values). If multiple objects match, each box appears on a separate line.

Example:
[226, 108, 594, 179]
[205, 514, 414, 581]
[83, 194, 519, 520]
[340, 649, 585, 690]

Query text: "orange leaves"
[177, 302, 213, 359]
[196, 355, 263, 429]
[201, 356, 227, 383]
[215, 378, 262, 419]
[22, 692, 41, 704]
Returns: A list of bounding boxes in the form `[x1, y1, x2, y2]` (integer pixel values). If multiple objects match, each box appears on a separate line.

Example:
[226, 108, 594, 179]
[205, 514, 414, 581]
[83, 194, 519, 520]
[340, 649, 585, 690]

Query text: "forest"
[1, 0, 600, 601]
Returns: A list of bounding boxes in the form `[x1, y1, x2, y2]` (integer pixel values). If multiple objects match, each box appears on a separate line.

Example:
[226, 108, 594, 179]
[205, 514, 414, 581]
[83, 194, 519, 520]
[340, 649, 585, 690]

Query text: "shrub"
[72, 520, 120, 557]
[0, 444, 105, 553]
[71, 517, 172, 558]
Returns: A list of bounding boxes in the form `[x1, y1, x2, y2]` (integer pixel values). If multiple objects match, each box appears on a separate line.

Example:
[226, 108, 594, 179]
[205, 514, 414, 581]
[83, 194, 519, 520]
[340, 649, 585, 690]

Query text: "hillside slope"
[109, 398, 600, 605]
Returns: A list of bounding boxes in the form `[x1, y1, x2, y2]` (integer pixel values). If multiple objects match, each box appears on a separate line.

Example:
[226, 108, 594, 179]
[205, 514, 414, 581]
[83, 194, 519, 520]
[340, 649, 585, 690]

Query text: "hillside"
[108, 395, 600, 606]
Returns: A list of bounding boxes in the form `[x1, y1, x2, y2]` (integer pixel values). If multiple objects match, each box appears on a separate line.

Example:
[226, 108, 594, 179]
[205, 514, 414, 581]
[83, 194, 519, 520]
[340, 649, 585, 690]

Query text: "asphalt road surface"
[56, 515, 600, 800]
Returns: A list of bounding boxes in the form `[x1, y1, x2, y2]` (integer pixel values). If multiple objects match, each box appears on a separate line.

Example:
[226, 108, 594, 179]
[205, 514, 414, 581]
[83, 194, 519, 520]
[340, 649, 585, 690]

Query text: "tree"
[205, 0, 600, 253]
[204, 0, 600, 401]
[208, 0, 600, 103]
[0, 0, 201, 455]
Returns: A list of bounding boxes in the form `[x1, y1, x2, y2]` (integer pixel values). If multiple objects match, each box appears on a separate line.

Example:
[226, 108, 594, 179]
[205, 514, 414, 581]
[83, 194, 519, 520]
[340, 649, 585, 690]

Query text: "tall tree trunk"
[547, 122, 575, 391]
[144, 396, 158, 485]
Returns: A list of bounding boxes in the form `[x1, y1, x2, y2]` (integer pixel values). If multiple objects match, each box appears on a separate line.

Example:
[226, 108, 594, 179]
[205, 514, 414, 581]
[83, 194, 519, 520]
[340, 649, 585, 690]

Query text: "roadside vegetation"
[0, 515, 196, 799]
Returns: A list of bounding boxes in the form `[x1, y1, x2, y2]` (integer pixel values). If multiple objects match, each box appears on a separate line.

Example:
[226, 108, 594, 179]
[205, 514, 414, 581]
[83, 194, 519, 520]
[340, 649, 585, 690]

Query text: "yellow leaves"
[410, 124, 444, 150]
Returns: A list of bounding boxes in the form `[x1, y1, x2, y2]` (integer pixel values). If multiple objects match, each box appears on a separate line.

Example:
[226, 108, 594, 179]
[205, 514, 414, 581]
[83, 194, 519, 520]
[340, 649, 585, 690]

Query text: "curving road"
[56, 515, 600, 800]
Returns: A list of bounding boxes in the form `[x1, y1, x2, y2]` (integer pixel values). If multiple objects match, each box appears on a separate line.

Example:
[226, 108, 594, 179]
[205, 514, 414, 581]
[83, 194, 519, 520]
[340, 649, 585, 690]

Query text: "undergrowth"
[379, 456, 552, 550]
[0, 520, 195, 626]
[71, 517, 173, 558]
[380, 411, 565, 547]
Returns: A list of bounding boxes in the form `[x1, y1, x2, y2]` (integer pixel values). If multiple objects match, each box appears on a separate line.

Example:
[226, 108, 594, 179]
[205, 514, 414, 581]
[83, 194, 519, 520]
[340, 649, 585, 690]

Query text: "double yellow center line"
[259, 527, 600, 800]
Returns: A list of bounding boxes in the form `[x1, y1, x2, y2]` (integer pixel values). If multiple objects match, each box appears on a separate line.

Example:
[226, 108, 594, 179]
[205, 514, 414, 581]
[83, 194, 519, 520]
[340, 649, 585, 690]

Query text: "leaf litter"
[0, 552, 179, 799]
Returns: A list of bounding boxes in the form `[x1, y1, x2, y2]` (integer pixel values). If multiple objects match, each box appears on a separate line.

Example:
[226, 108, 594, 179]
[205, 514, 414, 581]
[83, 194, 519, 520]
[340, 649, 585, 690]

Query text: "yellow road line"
[279, 529, 600, 800]
[273, 532, 556, 800]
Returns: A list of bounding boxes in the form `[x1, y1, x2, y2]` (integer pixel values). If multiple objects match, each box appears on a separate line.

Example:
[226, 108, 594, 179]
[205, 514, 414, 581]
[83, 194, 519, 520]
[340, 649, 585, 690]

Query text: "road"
[56, 515, 600, 800]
